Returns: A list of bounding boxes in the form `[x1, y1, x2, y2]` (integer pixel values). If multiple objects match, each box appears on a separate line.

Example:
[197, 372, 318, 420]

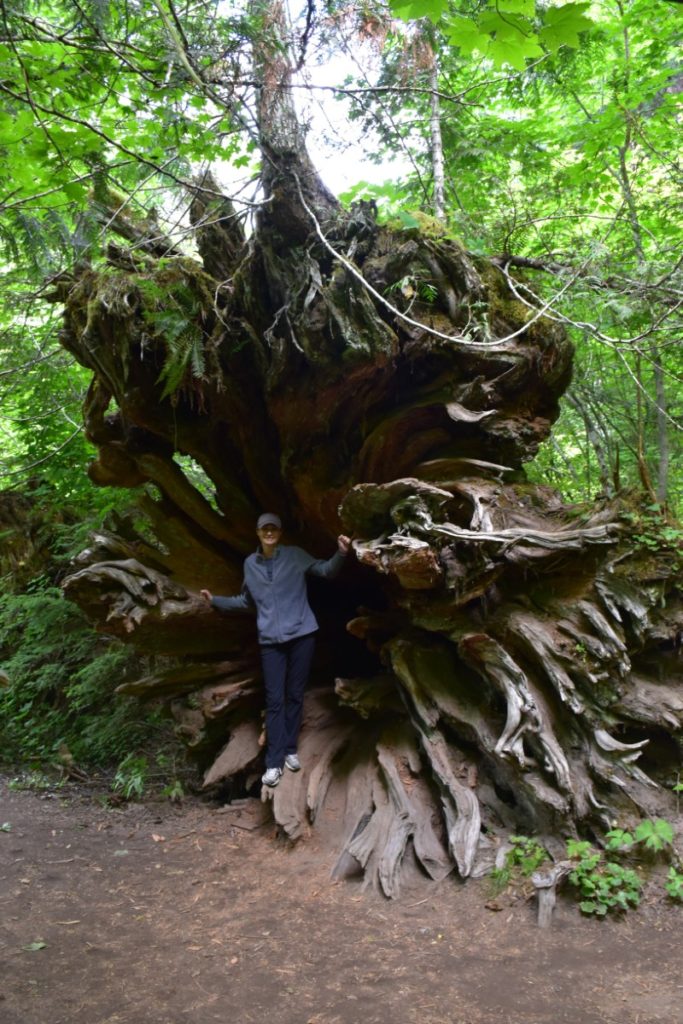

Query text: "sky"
[285, 2, 412, 196]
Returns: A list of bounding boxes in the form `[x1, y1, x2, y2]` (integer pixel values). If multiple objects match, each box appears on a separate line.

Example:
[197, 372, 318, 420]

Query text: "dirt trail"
[1, 778, 681, 1024]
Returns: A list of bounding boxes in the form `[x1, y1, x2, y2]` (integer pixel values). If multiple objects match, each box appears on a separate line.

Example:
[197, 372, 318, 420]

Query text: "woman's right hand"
[199, 589, 213, 604]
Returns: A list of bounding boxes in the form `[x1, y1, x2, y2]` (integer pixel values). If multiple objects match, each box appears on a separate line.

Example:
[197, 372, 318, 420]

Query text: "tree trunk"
[426, 37, 446, 222]
[649, 341, 669, 506]
[565, 391, 616, 498]
[47, 10, 682, 896]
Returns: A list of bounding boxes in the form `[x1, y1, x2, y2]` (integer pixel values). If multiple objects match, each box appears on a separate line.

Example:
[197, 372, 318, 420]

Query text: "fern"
[82, 0, 112, 30]
[12, 212, 52, 275]
[0, 586, 172, 767]
[156, 324, 206, 400]
[139, 277, 208, 401]
[0, 223, 20, 264]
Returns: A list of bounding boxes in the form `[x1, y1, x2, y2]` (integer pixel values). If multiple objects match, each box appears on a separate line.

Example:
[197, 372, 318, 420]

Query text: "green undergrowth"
[491, 819, 682, 916]
[620, 502, 683, 573]
[490, 834, 550, 891]
[0, 484, 187, 798]
[0, 584, 174, 769]
[566, 839, 643, 915]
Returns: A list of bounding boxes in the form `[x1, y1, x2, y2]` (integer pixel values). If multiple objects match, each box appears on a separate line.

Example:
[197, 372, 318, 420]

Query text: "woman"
[201, 514, 350, 787]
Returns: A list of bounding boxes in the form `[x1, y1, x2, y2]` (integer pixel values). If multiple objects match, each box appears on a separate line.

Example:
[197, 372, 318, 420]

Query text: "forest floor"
[1, 774, 681, 1024]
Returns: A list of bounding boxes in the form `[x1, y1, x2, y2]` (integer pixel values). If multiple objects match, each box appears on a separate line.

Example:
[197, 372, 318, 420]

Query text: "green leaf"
[477, 11, 532, 37]
[61, 182, 87, 203]
[23, 941, 47, 952]
[390, 0, 448, 24]
[477, 12, 544, 70]
[634, 818, 674, 850]
[445, 17, 492, 56]
[605, 828, 634, 851]
[397, 210, 421, 229]
[488, 35, 543, 70]
[539, 3, 594, 52]
[566, 839, 592, 858]
[493, 0, 535, 16]
[666, 868, 683, 900]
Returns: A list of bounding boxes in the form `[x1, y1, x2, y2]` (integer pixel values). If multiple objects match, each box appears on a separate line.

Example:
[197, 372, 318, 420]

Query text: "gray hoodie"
[211, 544, 346, 645]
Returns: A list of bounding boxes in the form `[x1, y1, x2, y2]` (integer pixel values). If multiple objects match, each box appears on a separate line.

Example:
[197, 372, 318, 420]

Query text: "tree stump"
[48, 26, 682, 894]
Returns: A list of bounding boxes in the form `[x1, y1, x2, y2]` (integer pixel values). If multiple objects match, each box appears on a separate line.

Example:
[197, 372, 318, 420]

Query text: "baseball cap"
[257, 513, 282, 530]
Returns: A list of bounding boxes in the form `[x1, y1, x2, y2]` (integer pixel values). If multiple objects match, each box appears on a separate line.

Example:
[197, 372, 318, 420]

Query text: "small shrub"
[605, 828, 634, 852]
[112, 754, 149, 800]
[633, 818, 674, 853]
[665, 867, 683, 901]
[566, 839, 641, 916]
[0, 486, 186, 785]
[490, 835, 549, 893]
[162, 779, 185, 803]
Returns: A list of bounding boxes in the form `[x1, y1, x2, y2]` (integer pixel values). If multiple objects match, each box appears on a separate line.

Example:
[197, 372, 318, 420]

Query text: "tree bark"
[426, 34, 446, 222]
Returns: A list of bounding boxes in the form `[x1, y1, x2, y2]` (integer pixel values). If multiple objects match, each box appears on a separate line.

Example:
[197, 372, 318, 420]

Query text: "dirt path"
[1, 777, 681, 1024]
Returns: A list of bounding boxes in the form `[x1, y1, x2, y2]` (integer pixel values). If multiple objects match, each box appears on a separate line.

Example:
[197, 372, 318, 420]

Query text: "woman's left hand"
[337, 534, 351, 555]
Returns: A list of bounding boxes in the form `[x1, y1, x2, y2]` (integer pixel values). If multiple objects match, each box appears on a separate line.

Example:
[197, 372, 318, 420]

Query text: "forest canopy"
[0, 0, 681, 506]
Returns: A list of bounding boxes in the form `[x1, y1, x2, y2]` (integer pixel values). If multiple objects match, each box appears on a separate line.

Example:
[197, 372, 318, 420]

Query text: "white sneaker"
[284, 753, 301, 772]
[262, 767, 283, 787]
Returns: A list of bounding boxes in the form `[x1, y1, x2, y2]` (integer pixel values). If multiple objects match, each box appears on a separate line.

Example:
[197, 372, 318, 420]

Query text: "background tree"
[336, 0, 683, 507]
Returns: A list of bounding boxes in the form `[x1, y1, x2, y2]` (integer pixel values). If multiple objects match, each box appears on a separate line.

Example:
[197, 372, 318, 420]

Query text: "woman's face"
[257, 524, 281, 546]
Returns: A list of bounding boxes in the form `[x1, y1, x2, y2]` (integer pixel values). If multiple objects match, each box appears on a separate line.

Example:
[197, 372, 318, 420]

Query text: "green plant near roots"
[112, 753, 149, 800]
[665, 868, 683, 901]
[490, 835, 549, 893]
[111, 751, 187, 803]
[674, 777, 683, 816]
[604, 827, 635, 853]
[0, 586, 169, 769]
[621, 505, 683, 569]
[161, 779, 185, 803]
[634, 818, 675, 853]
[606, 818, 675, 855]
[566, 839, 642, 916]
[568, 819, 676, 916]
[385, 274, 438, 306]
[0, 485, 189, 784]
[137, 271, 211, 402]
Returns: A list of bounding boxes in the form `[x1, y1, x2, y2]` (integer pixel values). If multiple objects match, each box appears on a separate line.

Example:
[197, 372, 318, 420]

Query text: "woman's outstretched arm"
[200, 586, 253, 611]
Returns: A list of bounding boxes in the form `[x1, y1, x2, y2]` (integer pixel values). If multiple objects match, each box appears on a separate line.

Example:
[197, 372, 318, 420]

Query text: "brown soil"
[1, 776, 681, 1024]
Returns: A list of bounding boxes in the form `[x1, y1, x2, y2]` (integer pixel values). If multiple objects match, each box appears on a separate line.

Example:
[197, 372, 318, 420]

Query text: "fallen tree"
[48, 1, 682, 895]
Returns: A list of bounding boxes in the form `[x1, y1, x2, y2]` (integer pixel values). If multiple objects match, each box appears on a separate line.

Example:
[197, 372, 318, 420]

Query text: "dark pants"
[260, 632, 316, 769]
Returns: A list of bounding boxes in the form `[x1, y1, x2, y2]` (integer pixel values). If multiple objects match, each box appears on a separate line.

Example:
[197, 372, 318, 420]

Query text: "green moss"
[67, 255, 225, 403]
[383, 210, 459, 241]
[476, 260, 567, 344]
[480, 275, 531, 325]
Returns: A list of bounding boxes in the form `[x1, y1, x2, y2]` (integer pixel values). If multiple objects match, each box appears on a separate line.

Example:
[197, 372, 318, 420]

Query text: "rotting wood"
[532, 860, 573, 929]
